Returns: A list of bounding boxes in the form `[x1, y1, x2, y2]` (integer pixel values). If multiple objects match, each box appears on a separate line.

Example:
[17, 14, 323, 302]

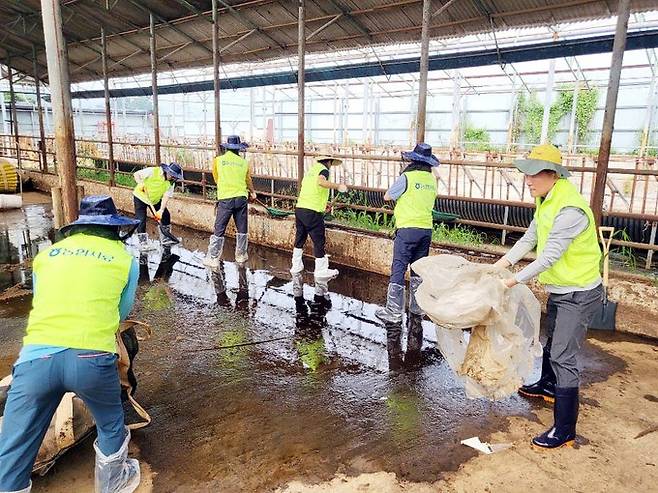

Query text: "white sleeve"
[134, 167, 153, 183]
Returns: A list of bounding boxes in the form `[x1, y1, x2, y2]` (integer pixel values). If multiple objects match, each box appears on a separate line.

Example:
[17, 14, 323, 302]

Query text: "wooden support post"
[591, 0, 631, 225]
[149, 13, 161, 166]
[101, 28, 116, 186]
[297, 0, 306, 189]
[416, 0, 431, 144]
[51, 186, 64, 229]
[32, 46, 48, 173]
[40, 0, 79, 222]
[212, 0, 222, 155]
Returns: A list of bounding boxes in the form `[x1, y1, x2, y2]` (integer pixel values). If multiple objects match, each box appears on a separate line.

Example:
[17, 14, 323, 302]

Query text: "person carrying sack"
[494, 144, 603, 449]
[289, 156, 347, 286]
[203, 135, 257, 268]
[376, 143, 439, 324]
[0, 195, 142, 493]
[132, 162, 184, 252]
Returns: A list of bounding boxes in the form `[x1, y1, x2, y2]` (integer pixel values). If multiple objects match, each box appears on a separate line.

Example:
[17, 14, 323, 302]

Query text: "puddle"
[0, 193, 634, 491]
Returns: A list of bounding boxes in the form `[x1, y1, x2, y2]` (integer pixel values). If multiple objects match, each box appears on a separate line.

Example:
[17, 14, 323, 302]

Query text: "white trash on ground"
[412, 254, 542, 400]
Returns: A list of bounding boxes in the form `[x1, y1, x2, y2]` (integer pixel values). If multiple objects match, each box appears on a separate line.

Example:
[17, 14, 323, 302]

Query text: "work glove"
[337, 183, 348, 193]
[493, 258, 510, 270]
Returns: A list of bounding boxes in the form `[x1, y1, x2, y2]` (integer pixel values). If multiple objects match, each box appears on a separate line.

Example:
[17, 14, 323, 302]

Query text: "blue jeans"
[0, 349, 126, 491]
[390, 228, 432, 285]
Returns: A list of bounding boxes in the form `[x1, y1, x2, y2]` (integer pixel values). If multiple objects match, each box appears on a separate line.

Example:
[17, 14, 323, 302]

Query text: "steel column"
[150, 13, 162, 165]
[212, 0, 222, 154]
[101, 28, 115, 186]
[297, 0, 306, 187]
[416, 0, 431, 143]
[591, 0, 631, 225]
[540, 58, 556, 144]
[567, 80, 581, 153]
[7, 62, 21, 169]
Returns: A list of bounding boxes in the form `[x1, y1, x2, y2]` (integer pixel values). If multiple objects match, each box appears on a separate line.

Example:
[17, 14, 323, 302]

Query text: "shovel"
[146, 203, 180, 245]
[589, 226, 617, 331]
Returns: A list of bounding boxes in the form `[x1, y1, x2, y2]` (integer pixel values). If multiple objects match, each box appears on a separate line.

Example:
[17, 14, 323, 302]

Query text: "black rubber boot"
[519, 343, 556, 403]
[532, 386, 578, 449]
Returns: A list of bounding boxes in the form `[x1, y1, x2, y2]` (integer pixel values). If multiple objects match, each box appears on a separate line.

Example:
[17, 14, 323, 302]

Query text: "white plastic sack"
[412, 255, 542, 400]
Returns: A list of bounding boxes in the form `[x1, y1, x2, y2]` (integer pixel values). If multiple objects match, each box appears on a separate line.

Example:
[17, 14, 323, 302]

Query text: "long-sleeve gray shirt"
[503, 207, 602, 294]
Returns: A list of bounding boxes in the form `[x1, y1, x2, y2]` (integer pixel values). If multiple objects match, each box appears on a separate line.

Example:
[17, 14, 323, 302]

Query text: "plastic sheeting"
[412, 254, 542, 400]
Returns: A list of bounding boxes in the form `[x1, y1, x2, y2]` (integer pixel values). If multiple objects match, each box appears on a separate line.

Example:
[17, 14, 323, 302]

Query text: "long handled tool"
[146, 203, 180, 244]
[252, 196, 294, 218]
[589, 226, 617, 331]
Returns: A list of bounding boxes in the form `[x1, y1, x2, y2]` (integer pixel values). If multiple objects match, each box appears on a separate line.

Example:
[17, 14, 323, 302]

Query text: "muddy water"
[0, 193, 631, 492]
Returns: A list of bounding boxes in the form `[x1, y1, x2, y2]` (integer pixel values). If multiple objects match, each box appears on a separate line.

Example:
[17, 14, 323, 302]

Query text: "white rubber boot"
[235, 233, 249, 264]
[375, 283, 405, 324]
[290, 248, 304, 274]
[94, 429, 140, 493]
[203, 235, 224, 269]
[408, 275, 424, 315]
[137, 233, 155, 253]
[314, 255, 338, 280]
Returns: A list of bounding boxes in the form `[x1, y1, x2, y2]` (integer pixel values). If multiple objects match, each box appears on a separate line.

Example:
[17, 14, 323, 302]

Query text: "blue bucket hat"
[402, 143, 440, 167]
[220, 135, 249, 152]
[59, 195, 140, 235]
[161, 162, 183, 181]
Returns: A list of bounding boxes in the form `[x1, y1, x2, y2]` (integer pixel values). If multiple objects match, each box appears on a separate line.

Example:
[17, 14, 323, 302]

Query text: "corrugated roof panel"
[0, 0, 657, 83]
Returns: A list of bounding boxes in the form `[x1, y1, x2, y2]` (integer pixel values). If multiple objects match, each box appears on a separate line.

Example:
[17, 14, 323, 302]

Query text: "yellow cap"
[514, 144, 570, 177]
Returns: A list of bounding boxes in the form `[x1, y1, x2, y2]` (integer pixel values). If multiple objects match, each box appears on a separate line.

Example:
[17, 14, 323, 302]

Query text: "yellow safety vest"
[535, 179, 601, 286]
[133, 167, 171, 205]
[296, 162, 330, 213]
[394, 170, 436, 229]
[214, 151, 249, 200]
[24, 234, 133, 354]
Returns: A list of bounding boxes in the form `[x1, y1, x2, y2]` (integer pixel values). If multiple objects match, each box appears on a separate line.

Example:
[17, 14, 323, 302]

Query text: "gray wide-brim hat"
[513, 158, 571, 178]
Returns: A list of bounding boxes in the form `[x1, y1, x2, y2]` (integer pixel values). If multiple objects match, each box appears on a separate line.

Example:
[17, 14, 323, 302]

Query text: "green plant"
[516, 86, 598, 145]
[611, 229, 637, 270]
[463, 125, 491, 152]
[432, 223, 485, 246]
[76, 167, 136, 187]
[331, 209, 395, 232]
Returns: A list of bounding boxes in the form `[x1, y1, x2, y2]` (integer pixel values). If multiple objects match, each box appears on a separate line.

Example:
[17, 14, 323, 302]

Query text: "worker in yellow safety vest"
[290, 155, 348, 306]
[376, 143, 439, 325]
[203, 135, 257, 268]
[494, 143, 603, 449]
[0, 195, 141, 493]
[133, 162, 184, 252]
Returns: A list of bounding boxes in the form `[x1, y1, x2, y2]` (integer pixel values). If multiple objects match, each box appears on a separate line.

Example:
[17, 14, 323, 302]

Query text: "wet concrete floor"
[0, 193, 645, 492]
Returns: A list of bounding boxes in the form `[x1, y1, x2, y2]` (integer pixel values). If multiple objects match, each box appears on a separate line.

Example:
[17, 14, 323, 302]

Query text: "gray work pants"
[544, 284, 603, 388]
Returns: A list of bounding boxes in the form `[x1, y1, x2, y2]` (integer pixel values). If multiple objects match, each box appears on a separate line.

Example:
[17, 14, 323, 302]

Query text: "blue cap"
[59, 195, 140, 235]
[220, 135, 249, 151]
[402, 143, 440, 167]
[161, 162, 183, 181]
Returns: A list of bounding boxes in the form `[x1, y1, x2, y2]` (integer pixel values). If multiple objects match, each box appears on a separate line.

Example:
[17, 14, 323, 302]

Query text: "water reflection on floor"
[1, 197, 540, 491]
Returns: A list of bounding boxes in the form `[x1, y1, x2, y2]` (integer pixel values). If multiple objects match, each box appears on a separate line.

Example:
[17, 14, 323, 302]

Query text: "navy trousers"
[390, 228, 432, 285]
[214, 196, 248, 236]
